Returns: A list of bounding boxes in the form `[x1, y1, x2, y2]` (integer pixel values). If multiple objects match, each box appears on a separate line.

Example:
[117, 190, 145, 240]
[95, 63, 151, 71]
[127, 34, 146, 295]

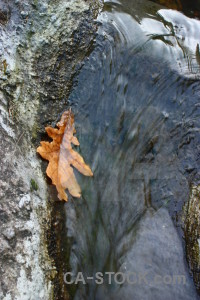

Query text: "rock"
[3, 228, 15, 240]
[184, 185, 200, 292]
[0, 0, 102, 299]
[20, 11, 29, 18]
[0, 238, 10, 254]
[116, 209, 198, 300]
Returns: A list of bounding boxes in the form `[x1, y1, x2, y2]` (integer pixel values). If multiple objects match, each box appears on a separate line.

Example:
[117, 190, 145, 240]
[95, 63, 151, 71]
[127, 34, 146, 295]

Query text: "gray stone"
[2, 228, 15, 240]
[0, 0, 102, 299]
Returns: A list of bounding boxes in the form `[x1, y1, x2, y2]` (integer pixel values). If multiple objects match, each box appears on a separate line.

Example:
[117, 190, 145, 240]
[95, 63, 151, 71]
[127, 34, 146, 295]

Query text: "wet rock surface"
[59, 1, 200, 299]
[0, 0, 101, 299]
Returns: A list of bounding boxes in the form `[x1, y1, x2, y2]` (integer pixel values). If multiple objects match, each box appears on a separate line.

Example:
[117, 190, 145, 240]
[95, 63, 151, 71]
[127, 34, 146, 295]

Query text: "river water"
[61, 1, 200, 299]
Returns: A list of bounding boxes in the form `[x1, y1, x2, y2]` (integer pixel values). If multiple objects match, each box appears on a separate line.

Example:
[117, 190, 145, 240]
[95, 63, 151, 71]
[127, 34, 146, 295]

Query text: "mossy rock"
[184, 186, 200, 291]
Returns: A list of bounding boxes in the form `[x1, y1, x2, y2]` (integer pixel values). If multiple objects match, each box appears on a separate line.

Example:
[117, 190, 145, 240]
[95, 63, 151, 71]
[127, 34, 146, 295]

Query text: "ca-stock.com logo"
[63, 271, 186, 286]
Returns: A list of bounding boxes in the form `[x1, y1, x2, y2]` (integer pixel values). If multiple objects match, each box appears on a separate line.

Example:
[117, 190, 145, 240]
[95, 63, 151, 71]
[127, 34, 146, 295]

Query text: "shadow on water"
[59, 1, 200, 299]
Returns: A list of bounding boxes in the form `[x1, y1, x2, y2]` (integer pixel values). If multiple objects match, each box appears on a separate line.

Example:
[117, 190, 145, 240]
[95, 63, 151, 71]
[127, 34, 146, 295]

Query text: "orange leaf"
[37, 110, 93, 201]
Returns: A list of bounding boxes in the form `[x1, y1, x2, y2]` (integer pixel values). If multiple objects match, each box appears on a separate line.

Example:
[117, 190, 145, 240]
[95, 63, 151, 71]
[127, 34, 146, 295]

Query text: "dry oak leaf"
[37, 110, 93, 201]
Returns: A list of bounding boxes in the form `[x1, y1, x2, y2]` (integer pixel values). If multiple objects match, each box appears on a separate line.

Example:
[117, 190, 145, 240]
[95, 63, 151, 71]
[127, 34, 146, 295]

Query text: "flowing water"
[60, 1, 200, 299]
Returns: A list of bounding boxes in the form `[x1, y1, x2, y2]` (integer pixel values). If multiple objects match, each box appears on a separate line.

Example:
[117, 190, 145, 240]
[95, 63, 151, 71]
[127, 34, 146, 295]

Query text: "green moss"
[30, 178, 39, 191]
[32, 122, 40, 140]
[33, 0, 38, 8]
[0, 59, 8, 75]
[3, 59, 8, 74]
